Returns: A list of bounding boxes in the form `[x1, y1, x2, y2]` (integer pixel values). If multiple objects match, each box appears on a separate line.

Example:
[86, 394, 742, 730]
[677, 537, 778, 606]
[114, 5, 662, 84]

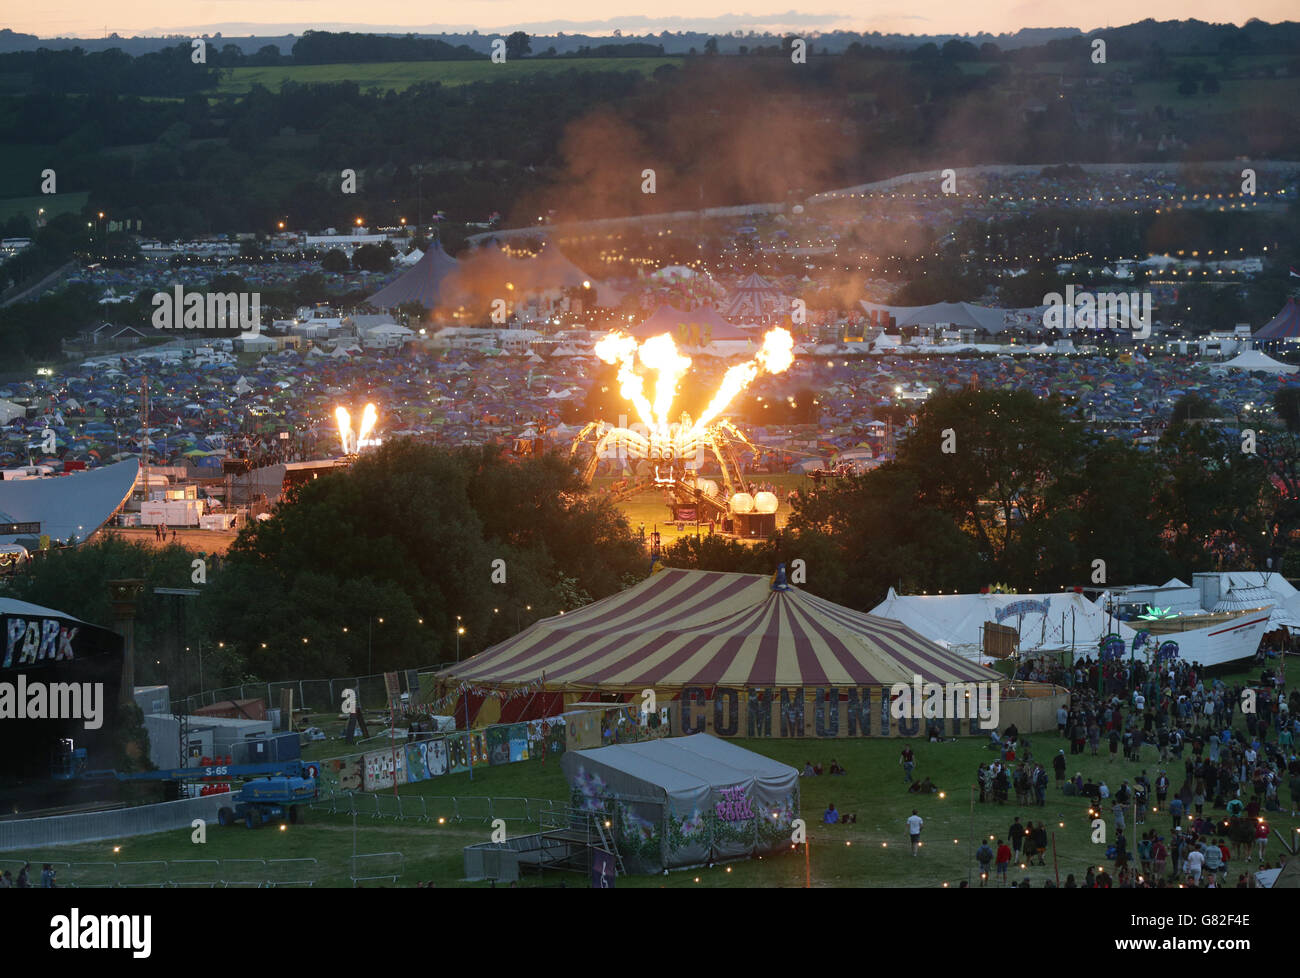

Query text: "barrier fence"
[0, 793, 231, 852]
[170, 667, 444, 718]
[0, 856, 323, 888]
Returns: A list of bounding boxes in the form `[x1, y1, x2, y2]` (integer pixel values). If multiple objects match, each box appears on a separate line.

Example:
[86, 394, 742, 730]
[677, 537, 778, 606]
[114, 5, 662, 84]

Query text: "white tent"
[870, 589, 1137, 662]
[1220, 349, 1298, 374]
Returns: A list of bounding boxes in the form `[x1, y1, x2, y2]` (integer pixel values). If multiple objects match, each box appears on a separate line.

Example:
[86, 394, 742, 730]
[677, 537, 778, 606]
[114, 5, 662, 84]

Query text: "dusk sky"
[8, 2, 1294, 39]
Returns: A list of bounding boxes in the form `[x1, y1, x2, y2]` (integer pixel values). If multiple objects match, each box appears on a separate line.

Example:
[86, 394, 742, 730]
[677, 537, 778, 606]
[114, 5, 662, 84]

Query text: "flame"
[335, 406, 352, 454]
[591, 324, 794, 456]
[357, 403, 378, 446]
[637, 333, 691, 437]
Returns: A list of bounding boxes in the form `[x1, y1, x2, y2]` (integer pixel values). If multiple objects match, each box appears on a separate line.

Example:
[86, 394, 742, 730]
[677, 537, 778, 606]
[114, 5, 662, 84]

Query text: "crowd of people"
[969, 654, 1300, 887]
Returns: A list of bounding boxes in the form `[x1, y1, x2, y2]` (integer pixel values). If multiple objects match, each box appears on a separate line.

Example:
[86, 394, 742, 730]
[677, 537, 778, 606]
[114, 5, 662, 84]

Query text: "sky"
[8, 2, 1294, 40]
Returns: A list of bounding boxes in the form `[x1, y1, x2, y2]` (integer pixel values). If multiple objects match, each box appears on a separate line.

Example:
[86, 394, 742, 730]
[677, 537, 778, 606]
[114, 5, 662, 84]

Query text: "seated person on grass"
[824, 803, 839, 824]
[829, 758, 847, 776]
[908, 776, 938, 794]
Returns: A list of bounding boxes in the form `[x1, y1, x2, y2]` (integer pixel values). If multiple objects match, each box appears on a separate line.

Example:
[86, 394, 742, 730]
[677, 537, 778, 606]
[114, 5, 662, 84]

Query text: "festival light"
[334, 402, 380, 454]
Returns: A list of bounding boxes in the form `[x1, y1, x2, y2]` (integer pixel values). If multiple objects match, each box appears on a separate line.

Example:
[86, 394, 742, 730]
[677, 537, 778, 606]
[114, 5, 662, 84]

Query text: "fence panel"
[265, 858, 318, 888]
[491, 797, 531, 822]
[350, 852, 403, 887]
[220, 858, 268, 888]
[63, 862, 117, 888]
[168, 859, 221, 888]
[455, 797, 492, 823]
[0, 794, 230, 852]
[118, 860, 168, 887]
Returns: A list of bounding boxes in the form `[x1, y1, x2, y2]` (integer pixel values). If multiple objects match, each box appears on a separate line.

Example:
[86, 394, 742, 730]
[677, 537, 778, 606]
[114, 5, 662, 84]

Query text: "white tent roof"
[1221, 349, 1299, 374]
[870, 589, 1136, 659]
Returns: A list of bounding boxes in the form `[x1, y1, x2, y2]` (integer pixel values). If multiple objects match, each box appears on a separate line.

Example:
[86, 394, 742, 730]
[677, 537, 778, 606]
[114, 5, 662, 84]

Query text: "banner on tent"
[673, 686, 1065, 738]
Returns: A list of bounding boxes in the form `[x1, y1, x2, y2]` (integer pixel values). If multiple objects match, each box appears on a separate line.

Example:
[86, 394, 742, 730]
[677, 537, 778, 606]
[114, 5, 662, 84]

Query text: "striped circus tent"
[1254, 297, 1300, 341]
[437, 569, 999, 700]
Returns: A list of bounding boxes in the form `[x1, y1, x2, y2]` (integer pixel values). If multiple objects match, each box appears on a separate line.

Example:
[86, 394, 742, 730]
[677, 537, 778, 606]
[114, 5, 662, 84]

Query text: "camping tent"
[562, 733, 798, 873]
[868, 589, 1138, 661]
[1219, 348, 1299, 374]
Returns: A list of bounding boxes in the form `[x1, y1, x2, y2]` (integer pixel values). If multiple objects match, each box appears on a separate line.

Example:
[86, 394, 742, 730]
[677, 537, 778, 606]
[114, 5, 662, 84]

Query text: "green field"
[213, 58, 679, 95]
[13, 685, 1293, 888]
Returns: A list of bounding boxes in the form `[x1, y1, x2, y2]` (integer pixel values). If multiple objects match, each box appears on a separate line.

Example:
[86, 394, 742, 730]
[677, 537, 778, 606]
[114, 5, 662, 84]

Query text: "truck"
[216, 774, 318, 829]
[54, 748, 319, 828]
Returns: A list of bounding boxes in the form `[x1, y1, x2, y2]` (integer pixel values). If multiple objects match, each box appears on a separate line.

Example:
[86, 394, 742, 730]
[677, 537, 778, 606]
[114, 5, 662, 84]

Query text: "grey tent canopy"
[562, 733, 798, 873]
[364, 241, 459, 310]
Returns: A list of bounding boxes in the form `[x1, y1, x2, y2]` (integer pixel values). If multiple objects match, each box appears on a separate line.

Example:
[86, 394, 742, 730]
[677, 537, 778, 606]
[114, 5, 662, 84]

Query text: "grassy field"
[13, 687, 1294, 888]
[0, 193, 88, 225]
[213, 58, 678, 95]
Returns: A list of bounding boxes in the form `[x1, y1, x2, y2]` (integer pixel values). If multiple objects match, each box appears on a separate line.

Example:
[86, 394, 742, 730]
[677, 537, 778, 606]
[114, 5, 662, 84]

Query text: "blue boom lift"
[54, 748, 318, 829]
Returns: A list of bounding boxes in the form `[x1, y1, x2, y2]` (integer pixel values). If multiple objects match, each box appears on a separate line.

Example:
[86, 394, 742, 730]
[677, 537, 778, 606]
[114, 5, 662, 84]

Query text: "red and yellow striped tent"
[436, 569, 1000, 727]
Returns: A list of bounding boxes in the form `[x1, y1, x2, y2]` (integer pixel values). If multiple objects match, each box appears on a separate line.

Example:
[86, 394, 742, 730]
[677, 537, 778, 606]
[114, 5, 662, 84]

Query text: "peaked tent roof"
[869, 588, 1137, 658]
[364, 241, 459, 310]
[630, 305, 752, 344]
[1254, 298, 1300, 341]
[859, 300, 1011, 334]
[1220, 348, 1299, 374]
[721, 273, 787, 321]
[437, 568, 1000, 690]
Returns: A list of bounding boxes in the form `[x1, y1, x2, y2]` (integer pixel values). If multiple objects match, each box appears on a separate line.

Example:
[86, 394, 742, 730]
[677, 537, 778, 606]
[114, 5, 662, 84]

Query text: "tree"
[704, 37, 718, 56]
[893, 389, 1087, 586]
[505, 31, 532, 60]
[321, 249, 349, 274]
[351, 243, 392, 273]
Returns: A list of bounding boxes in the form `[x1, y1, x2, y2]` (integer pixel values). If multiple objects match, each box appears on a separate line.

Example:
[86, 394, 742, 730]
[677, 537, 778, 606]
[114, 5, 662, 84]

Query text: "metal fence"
[0, 856, 323, 888]
[0, 793, 231, 852]
[171, 667, 442, 717]
[350, 852, 403, 887]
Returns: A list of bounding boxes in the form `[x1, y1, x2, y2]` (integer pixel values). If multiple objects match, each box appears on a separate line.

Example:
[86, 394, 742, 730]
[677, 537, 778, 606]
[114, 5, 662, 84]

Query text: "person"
[976, 840, 994, 885]
[900, 745, 915, 783]
[908, 776, 936, 794]
[1184, 844, 1205, 885]
[1255, 819, 1270, 863]
[907, 810, 923, 855]
[0, 870, 10, 888]
[995, 839, 1012, 883]
[829, 758, 846, 776]
[1009, 816, 1025, 862]
[1151, 836, 1168, 877]
[40, 864, 55, 888]
[1169, 795, 1184, 832]
[802, 760, 816, 777]
[823, 803, 839, 825]
[1203, 837, 1223, 880]
[15, 863, 29, 888]
[1053, 749, 1067, 786]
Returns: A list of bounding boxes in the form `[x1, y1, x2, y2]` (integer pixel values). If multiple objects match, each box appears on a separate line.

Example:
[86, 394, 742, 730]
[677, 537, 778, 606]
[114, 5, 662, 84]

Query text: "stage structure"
[570, 327, 792, 534]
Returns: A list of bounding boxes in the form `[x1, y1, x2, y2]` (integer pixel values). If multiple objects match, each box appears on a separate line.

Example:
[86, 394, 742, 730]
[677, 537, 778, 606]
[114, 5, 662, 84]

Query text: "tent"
[721, 273, 787, 322]
[1219, 348, 1298, 374]
[364, 241, 459, 310]
[0, 458, 138, 545]
[869, 589, 1137, 661]
[1254, 298, 1300, 341]
[859, 300, 1012, 335]
[438, 568, 1000, 730]
[561, 733, 798, 873]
